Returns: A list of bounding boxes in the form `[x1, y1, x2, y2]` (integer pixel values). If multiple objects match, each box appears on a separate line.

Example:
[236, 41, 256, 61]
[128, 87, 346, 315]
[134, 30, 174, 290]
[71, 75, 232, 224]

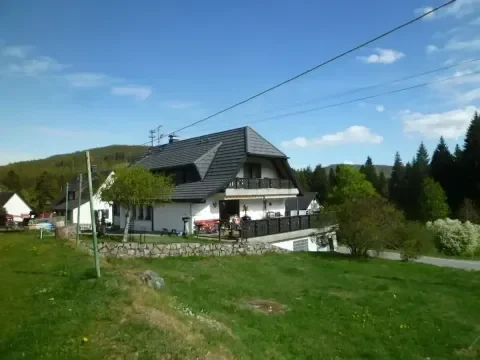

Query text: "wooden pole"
[65, 183, 69, 225]
[76, 174, 82, 247]
[86, 151, 101, 278]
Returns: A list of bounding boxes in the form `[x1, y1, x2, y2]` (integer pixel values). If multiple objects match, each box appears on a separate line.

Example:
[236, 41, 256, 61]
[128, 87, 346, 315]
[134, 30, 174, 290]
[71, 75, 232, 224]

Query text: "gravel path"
[337, 246, 480, 270]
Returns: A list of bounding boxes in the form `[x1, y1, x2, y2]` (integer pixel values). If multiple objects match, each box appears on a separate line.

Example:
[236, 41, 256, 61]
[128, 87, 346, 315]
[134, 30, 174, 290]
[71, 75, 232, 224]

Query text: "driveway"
[337, 246, 480, 271]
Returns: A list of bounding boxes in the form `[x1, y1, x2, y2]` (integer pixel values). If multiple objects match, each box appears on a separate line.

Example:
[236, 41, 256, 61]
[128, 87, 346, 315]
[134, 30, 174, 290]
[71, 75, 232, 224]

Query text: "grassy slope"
[1, 233, 480, 360]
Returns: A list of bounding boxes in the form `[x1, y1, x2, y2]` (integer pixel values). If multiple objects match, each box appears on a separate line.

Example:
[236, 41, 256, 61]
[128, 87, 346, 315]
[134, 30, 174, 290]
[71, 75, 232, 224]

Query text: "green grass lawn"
[1, 232, 480, 360]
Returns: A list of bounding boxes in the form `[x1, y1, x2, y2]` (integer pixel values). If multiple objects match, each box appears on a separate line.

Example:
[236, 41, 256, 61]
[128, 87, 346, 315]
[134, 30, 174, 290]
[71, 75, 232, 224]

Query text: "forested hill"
[325, 164, 393, 177]
[0, 145, 147, 212]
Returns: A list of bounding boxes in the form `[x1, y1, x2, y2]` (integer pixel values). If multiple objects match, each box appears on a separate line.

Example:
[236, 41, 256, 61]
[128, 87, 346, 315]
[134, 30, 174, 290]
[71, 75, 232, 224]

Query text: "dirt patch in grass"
[245, 299, 288, 314]
[455, 347, 479, 358]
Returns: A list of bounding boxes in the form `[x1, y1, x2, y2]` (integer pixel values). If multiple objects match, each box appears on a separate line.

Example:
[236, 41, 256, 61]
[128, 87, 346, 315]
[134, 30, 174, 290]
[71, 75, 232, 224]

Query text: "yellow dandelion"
[82, 337, 88, 343]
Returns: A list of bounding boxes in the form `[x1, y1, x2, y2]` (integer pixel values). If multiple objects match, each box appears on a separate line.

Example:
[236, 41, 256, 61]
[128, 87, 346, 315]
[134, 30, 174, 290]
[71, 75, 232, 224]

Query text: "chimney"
[169, 134, 178, 144]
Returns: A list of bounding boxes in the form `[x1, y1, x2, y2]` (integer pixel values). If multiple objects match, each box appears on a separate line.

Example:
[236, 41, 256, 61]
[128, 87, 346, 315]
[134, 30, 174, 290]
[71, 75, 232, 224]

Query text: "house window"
[293, 239, 308, 252]
[138, 206, 144, 220]
[244, 163, 261, 179]
[145, 206, 153, 220]
[103, 209, 110, 219]
[68, 191, 75, 200]
[113, 203, 120, 216]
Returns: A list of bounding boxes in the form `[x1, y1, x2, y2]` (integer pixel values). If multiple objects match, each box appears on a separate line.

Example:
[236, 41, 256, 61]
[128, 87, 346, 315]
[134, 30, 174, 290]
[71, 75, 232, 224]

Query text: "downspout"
[296, 197, 299, 216]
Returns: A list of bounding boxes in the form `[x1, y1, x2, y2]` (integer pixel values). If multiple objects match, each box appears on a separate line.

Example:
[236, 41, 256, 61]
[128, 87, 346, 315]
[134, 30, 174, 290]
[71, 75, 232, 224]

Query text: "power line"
[168, 0, 455, 135]
[240, 57, 480, 118]
[241, 69, 480, 125]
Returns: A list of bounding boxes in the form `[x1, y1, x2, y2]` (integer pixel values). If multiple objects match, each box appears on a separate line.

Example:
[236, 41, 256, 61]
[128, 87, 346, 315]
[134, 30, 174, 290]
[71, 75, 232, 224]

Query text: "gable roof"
[136, 126, 291, 201]
[285, 192, 318, 212]
[53, 170, 113, 211]
[0, 192, 15, 208]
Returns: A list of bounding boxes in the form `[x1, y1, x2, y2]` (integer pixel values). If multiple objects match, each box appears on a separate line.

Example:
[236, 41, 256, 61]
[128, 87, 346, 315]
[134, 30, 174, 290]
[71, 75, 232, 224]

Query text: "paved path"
[337, 246, 480, 271]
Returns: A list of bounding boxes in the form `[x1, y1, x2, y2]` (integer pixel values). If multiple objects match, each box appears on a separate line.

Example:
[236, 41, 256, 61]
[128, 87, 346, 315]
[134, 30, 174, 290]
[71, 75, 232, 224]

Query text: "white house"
[114, 126, 323, 240]
[285, 192, 321, 216]
[0, 192, 32, 223]
[53, 171, 114, 226]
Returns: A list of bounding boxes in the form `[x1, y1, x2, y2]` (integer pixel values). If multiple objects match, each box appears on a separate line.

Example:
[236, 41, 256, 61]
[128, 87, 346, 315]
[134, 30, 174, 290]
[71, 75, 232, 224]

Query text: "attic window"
[68, 191, 75, 201]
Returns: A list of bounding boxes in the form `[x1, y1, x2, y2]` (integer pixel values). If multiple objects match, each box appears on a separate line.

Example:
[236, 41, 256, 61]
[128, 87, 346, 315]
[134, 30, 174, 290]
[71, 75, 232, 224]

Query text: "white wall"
[239, 198, 285, 220]
[192, 201, 219, 222]
[273, 234, 337, 252]
[307, 199, 321, 212]
[71, 172, 114, 225]
[236, 156, 280, 178]
[153, 203, 191, 233]
[4, 193, 31, 220]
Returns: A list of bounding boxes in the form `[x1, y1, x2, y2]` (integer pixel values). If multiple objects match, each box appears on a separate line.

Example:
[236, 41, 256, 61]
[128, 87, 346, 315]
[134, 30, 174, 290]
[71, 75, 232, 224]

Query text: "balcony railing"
[240, 212, 336, 239]
[228, 178, 294, 189]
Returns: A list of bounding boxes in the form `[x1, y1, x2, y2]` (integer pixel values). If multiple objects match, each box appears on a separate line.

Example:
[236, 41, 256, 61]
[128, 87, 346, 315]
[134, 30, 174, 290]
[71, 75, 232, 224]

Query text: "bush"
[337, 195, 404, 257]
[426, 218, 480, 256]
[394, 222, 435, 261]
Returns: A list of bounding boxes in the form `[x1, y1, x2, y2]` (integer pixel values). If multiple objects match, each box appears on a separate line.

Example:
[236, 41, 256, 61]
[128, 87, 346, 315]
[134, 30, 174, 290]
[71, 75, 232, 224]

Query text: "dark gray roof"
[135, 126, 294, 201]
[246, 127, 286, 158]
[0, 192, 14, 208]
[285, 192, 318, 212]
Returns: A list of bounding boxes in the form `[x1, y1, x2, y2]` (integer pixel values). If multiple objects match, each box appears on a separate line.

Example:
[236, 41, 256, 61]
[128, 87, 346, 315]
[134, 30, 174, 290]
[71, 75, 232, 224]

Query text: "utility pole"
[65, 183, 69, 225]
[76, 174, 82, 247]
[86, 151, 101, 278]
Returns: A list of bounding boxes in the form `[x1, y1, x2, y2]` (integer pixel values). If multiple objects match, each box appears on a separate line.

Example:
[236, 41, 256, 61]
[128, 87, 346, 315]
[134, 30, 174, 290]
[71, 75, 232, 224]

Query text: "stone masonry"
[79, 241, 289, 258]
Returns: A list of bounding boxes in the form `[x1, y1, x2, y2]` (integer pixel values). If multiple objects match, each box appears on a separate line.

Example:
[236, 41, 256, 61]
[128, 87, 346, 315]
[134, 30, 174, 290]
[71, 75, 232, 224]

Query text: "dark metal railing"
[240, 213, 336, 239]
[228, 178, 294, 189]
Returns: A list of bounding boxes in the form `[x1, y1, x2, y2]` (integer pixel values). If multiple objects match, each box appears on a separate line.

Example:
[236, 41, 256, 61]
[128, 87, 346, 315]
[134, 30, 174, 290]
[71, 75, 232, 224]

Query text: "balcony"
[225, 178, 299, 198]
[228, 178, 294, 189]
[240, 212, 337, 240]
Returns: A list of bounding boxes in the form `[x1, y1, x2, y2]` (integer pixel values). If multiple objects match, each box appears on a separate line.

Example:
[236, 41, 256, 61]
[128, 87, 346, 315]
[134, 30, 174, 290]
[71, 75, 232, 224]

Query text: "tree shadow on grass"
[306, 251, 371, 263]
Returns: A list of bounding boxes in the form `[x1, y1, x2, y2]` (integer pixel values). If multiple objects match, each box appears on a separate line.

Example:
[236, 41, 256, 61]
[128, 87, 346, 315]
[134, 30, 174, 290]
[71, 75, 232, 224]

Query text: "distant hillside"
[325, 164, 393, 177]
[0, 144, 148, 211]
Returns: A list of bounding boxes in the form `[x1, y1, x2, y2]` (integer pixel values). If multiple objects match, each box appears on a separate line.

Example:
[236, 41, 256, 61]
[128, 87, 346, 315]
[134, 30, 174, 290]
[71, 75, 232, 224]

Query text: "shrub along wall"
[79, 241, 289, 258]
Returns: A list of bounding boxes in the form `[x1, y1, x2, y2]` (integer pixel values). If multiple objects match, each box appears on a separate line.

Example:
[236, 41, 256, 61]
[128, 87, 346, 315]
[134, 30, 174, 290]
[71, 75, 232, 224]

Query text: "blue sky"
[1, 0, 480, 168]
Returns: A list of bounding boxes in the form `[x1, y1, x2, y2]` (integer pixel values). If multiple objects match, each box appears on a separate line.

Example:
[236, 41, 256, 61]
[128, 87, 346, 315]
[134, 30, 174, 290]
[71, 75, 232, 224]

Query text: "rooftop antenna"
[148, 129, 156, 147]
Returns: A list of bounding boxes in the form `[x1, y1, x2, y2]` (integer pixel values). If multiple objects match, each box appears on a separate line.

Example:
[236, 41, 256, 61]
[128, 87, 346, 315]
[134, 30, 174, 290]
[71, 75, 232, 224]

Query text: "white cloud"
[444, 58, 456, 65]
[281, 126, 383, 148]
[2, 45, 33, 58]
[445, 0, 480, 18]
[357, 48, 405, 64]
[416, 0, 480, 20]
[376, 105, 385, 112]
[65, 72, 118, 88]
[426, 44, 439, 53]
[111, 85, 152, 100]
[162, 100, 197, 109]
[459, 88, 480, 102]
[7, 56, 67, 76]
[401, 106, 478, 139]
[445, 38, 480, 51]
[343, 161, 355, 165]
[414, 6, 436, 19]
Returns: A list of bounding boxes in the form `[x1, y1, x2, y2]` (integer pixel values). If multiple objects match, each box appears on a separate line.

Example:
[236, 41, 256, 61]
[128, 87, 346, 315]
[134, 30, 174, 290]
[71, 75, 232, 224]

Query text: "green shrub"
[394, 222, 435, 261]
[337, 195, 404, 257]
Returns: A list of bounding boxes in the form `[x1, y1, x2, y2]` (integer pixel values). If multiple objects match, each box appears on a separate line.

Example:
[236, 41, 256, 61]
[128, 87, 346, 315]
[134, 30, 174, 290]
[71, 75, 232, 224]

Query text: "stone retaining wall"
[79, 241, 289, 258]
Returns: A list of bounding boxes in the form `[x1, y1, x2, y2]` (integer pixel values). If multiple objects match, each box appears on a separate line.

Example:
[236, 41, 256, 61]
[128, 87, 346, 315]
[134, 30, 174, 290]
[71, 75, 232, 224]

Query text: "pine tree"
[3, 170, 21, 193]
[328, 167, 337, 189]
[405, 143, 431, 220]
[462, 111, 480, 208]
[388, 152, 405, 208]
[309, 165, 329, 202]
[295, 166, 313, 192]
[359, 156, 379, 191]
[430, 136, 455, 210]
[377, 171, 388, 197]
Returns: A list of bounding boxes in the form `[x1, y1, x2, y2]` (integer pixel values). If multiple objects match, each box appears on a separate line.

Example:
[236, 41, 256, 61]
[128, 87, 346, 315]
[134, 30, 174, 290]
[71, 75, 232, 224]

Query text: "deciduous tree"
[420, 177, 450, 222]
[100, 166, 174, 242]
[328, 165, 376, 206]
